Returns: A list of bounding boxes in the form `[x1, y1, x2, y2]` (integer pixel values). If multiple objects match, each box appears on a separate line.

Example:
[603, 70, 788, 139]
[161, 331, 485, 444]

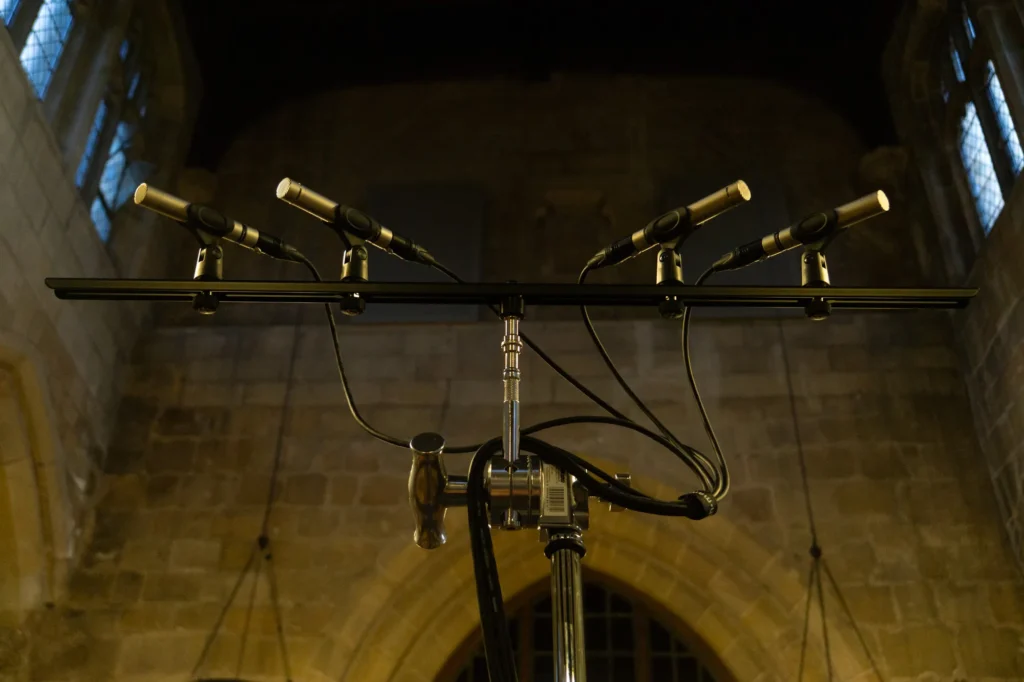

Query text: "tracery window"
[446, 579, 720, 682]
[941, 1, 1022, 235]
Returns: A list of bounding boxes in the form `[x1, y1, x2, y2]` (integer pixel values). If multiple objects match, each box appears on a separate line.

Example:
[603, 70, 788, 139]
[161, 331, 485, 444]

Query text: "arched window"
[443, 578, 722, 682]
[17, 0, 74, 99]
[940, 1, 1023, 235]
[0, 0, 20, 25]
[76, 28, 151, 241]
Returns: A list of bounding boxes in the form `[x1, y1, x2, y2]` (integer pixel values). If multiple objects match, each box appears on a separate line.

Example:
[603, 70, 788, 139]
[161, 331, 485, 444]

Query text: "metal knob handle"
[408, 432, 449, 549]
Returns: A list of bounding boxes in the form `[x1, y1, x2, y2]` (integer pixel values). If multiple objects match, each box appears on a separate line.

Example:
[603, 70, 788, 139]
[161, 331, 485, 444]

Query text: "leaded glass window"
[959, 102, 1004, 233]
[18, 0, 73, 99]
[449, 580, 718, 682]
[0, 0, 20, 25]
[76, 99, 107, 188]
[938, 2, 1022, 237]
[984, 60, 1024, 176]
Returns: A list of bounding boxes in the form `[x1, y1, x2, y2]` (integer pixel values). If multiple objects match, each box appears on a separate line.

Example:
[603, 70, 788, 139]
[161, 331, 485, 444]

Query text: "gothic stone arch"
[0, 340, 72, 627]
[313, 470, 876, 682]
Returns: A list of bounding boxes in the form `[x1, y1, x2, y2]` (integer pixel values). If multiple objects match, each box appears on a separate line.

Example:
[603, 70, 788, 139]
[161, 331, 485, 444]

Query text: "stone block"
[111, 571, 145, 605]
[236, 475, 277, 506]
[67, 570, 115, 605]
[141, 573, 203, 602]
[170, 539, 223, 570]
[178, 474, 237, 509]
[891, 582, 937, 623]
[724, 487, 775, 523]
[833, 481, 900, 517]
[145, 439, 197, 473]
[330, 474, 359, 506]
[858, 444, 909, 479]
[116, 634, 204, 676]
[836, 584, 897, 624]
[172, 601, 227, 632]
[179, 381, 244, 407]
[230, 406, 287, 439]
[100, 475, 146, 510]
[988, 582, 1024, 624]
[118, 542, 171, 572]
[378, 379, 448, 406]
[156, 407, 229, 436]
[144, 475, 180, 507]
[242, 381, 288, 405]
[283, 473, 329, 505]
[957, 626, 1023, 676]
[877, 625, 957, 676]
[357, 473, 407, 507]
[414, 352, 458, 380]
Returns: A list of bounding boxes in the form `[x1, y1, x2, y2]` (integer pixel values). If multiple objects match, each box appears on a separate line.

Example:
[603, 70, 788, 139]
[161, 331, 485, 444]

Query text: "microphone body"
[587, 180, 751, 270]
[276, 179, 436, 266]
[134, 185, 302, 262]
[712, 191, 890, 272]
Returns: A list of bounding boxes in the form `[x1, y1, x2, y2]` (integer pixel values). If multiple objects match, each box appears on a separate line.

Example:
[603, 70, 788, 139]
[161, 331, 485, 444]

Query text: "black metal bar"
[44, 278, 977, 310]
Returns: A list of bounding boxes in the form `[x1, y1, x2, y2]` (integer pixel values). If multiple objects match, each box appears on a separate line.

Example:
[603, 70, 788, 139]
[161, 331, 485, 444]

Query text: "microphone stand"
[407, 293, 632, 682]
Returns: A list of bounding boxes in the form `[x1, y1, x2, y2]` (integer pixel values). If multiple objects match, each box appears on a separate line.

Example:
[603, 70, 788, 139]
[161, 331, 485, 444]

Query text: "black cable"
[519, 415, 715, 493]
[292, 254, 408, 448]
[577, 266, 680, 444]
[815, 560, 834, 682]
[465, 435, 716, 682]
[265, 545, 294, 682]
[236, 557, 263, 677]
[779, 320, 885, 681]
[821, 559, 885, 681]
[797, 561, 815, 682]
[190, 546, 257, 679]
[577, 265, 720, 491]
[297, 252, 719, 496]
[576, 264, 728, 498]
[467, 437, 518, 682]
[682, 267, 729, 499]
[261, 317, 302, 534]
[776, 321, 817, 544]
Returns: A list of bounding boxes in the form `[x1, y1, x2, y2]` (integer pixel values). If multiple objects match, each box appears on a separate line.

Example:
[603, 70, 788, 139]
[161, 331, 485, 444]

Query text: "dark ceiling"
[178, 0, 905, 169]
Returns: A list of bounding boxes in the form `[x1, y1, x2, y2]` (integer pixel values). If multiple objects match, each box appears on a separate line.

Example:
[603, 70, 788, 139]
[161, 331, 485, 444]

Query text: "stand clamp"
[407, 432, 627, 550]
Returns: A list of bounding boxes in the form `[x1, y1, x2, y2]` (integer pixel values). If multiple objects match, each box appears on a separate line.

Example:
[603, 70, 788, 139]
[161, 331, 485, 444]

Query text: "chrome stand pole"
[499, 294, 525, 530]
[546, 529, 587, 682]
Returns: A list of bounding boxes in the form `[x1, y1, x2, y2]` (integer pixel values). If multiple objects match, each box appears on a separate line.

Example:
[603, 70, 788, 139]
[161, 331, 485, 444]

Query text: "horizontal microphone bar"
[43, 279, 977, 310]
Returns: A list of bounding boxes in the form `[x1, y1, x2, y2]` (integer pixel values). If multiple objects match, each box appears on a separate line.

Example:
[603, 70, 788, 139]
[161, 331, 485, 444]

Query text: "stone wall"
[22, 310, 1021, 681]
[0, 0, 195, 667]
[0, 16, 140, 599]
[883, 0, 1024, 569]
[159, 75, 926, 326]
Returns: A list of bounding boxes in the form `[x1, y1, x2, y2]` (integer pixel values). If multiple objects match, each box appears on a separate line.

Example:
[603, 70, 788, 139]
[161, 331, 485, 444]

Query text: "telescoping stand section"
[45, 177, 976, 682]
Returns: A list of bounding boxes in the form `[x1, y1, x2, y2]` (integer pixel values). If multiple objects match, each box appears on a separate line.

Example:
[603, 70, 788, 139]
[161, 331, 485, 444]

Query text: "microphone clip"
[190, 229, 223, 316]
[655, 240, 686, 321]
[339, 231, 369, 317]
[801, 242, 832, 322]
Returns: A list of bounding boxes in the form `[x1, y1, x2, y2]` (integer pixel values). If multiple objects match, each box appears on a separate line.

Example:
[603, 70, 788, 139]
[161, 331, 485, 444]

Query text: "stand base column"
[546, 529, 587, 682]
